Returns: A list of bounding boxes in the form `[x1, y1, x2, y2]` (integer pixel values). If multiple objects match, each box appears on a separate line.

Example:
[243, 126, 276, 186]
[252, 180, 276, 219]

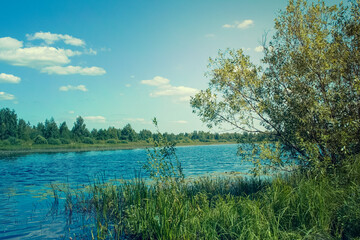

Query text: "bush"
[48, 138, 61, 145]
[60, 138, 71, 144]
[82, 137, 94, 144]
[106, 139, 117, 144]
[8, 137, 22, 145]
[34, 135, 47, 144]
[0, 140, 10, 146]
[119, 140, 128, 144]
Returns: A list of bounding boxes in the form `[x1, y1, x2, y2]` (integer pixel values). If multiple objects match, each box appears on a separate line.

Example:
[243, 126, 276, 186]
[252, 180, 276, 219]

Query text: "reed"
[52, 158, 360, 239]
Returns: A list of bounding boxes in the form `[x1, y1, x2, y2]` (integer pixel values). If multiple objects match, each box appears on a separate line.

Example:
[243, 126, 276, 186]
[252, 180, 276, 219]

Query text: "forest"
[0, 107, 275, 147]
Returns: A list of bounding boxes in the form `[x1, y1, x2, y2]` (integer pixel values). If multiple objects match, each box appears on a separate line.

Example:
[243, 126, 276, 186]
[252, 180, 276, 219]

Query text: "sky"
[0, 0, 339, 134]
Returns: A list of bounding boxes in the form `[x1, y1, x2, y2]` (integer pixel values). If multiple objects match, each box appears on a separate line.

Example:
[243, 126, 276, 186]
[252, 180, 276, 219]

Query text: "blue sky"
[0, 0, 339, 133]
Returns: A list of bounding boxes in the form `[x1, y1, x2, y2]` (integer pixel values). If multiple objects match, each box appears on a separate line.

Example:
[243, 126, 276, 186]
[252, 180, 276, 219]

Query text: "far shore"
[0, 141, 237, 157]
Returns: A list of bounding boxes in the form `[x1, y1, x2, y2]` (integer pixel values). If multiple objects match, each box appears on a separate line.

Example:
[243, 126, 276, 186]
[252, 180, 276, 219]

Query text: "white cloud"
[254, 46, 264, 52]
[223, 19, 254, 29]
[84, 116, 106, 123]
[0, 73, 21, 83]
[125, 118, 145, 122]
[150, 85, 198, 97]
[0, 37, 23, 49]
[173, 120, 188, 124]
[0, 35, 106, 76]
[59, 85, 88, 92]
[85, 48, 97, 55]
[130, 75, 135, 79]
[205, 33, 215, 38]
[69, 110, 75, 114]
[222, 24, 233, 28]
[237, 19, 254, 29]
[42, 65, 106, 75]
[0, 91, 15, 100]
[141, 76, 198, 102]
[27, 32, 85, 47]
[124, 118, 151, 124]
[141, 76, 170, 86]
[125, 84, 131, 87]
[0, 46, 80, 67]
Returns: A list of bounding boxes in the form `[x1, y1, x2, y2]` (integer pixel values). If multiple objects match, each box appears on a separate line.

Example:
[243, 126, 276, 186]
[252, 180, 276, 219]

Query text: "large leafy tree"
[191, 0, 360, 171]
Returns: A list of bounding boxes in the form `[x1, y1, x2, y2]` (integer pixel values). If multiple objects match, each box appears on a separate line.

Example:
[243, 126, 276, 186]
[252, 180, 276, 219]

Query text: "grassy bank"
[0, 140, 236, 156]
[53, 155, 360, 239]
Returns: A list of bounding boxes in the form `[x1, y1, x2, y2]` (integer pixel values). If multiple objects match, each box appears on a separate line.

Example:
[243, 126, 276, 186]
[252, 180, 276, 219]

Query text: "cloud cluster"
[0, 91, 15, 101]
[173, 120, 188, 124]
[0, 33, 105, 76]
[141, 76, 198, 102]
[59, 85, 88, 92]
[26, 32, 85, 47]
[84, 116, 106, 123]
[43, 66, 105, 75]
[0, 73, 21, 83]
[223, 19, 254, 29]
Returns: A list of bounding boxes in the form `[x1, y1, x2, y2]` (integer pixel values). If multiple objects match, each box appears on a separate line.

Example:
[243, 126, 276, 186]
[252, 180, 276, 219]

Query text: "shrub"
[34, 135, 47, 144]
[48, 138, 62, 145]
[82, 137, 94, 144]
[0, 140, 10, 146]
[106, 139, 117, 144]
[8, 137, 22, 145]
[60, 138, 71, 144]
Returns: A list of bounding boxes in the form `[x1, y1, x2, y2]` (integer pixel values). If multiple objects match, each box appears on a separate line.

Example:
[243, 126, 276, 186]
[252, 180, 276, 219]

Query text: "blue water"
[0, 144, 252, 239]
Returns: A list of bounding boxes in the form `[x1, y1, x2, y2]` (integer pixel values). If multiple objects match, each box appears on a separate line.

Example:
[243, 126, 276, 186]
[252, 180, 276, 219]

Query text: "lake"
[0, 144, 253, 239]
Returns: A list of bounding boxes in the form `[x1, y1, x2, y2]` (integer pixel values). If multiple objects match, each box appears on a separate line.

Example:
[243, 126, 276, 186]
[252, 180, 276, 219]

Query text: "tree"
[44, 118, 59, 139]
[121, 124, 137, 142]
[139, 129, 152, 141]
[59, 121, 71, 139]
[191, 0, 360, 171]
[71, 116, 89, 141]
[0, 108, 18, 140]
[17, 119, 31, 140]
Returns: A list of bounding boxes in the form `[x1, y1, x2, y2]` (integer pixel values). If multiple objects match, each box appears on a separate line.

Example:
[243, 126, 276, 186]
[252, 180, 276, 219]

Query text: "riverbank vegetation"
[54, 126, 360, 239]
[0, 108, 275, 153]
[49, 0, 360, 238]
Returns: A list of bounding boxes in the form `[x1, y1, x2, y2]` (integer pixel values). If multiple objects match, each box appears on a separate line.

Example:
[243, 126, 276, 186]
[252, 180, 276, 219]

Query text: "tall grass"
[52, 156, 360, 239]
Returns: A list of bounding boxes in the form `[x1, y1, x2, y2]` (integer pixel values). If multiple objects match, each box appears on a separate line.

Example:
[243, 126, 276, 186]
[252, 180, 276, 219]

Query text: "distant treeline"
[0, 108, 276, 146]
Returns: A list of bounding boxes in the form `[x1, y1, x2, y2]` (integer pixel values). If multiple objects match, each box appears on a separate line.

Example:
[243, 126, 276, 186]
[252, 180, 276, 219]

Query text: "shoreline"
[0, 141, 237, 157]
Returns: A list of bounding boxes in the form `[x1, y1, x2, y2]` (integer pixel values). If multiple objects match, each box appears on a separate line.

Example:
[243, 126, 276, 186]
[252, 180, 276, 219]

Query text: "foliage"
[0, 107, 274, 149]
[82, 137, 94, 144]
[143, 118, 184, 184]
[106, 139, 117, 144]
[71, 116, 89, 141]
[0, 108, 17, 140]
[53, 154, 360, 239]
[44, 118, 60, 139]
[7, 136, 22, 145]
[47, 138, 62, 145]
[34, 135, 47, 144]
[191, 0, 360, 172]
[59, 121, 71, 139]
[120, 123, 137, 142]
[59, 138, 71, 144]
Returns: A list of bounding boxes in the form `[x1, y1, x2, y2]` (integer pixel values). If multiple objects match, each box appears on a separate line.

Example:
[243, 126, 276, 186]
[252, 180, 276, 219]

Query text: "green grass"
[53, 155, 360, 239]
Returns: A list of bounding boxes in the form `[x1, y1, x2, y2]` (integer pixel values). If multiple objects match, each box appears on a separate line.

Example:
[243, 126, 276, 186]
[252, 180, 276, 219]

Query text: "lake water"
[0, 144, 253, 239]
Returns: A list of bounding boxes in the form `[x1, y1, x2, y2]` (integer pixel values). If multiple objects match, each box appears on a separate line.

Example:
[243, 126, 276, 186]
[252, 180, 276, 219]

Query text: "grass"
[52, 155, 360, 239]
